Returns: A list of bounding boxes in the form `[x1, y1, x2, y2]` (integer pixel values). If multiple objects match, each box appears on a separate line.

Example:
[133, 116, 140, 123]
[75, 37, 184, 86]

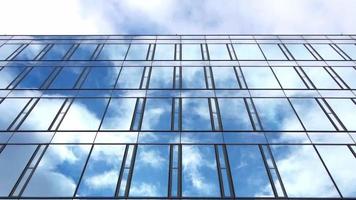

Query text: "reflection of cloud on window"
[270, 145, 339, 198]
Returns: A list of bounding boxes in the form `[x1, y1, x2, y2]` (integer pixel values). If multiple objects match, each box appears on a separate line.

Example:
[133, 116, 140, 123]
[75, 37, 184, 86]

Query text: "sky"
[0, 0, 356, 34]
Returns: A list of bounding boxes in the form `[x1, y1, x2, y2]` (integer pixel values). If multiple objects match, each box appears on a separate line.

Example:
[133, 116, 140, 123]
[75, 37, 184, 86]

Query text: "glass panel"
[16, 67, 54, 89]
[182, 98, 211, 131]
[101, 98, 136, 130]
[260, 44, 287, 60]
[208, 44, 230, 60]
[317, 145, 356, 197]
[0, 44, 20, 60]
[332, 67, 356, 89]
[241, 67, 280, 89]
[182, 67, 206, 89]
[82, 67, 120, 89]
[227, 145, 274, 197]
[0, 145, 37, 196]
[130, 145, 169, 197]
[116, 67, 144, 89]
[41, 44, 72, 60]
[13, 44, 46, 60]
[182, 145, 220, 197]
[49, 67, 83, 89]
[327, 99, 356, 130]
[149, 67, 173, 89]
[312, 44, 343, 60]
[97, 44, 128, 60]
[272, 67, 306, 89]
[0, 66, 25, 89]
[23, 145, 91, 197]
[126, 44, 149, 60]
[141, 98, 172, 131]
[59, 98, 108, 130]
[270, 145, 339, 198]
[303, 67, 340, 89]
[290, 99, 335, 130]
[286, 44, 315, 60]
[154, 44, 175, 60]
[0, 98, 29, 130]
[20, 98, 65, 130]
[212, 67, 239, 89]
[254, 98, 303, 131]
[182, 44, 202, 60]
[76, 145, 125, 197]
[70, 44, 97, 60]
[337, 44, 356, 59]
[233, 44, 265, 60]
[218, 98, 252, 130]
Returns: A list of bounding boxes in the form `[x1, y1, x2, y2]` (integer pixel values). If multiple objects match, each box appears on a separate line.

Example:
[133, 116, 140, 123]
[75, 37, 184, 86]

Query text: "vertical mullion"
[214, 145, 224, 197]
[313, 145, 343, 198]
[124, 144, 138, 197]
[115, 145, 129, 197]
[259, 145, 278, 198]
[73, 144, 95, 197]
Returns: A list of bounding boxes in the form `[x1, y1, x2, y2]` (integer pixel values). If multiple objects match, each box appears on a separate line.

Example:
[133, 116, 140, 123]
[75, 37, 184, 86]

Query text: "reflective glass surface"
[0, 35, 355, 199]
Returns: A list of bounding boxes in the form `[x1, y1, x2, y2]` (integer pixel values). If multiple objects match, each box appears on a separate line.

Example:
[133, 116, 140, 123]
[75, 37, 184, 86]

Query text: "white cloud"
[1, 0, 356, 34]
[84, 170, 118, 189]
[138, 150, 165, 169]
[130, 182, 159, 197]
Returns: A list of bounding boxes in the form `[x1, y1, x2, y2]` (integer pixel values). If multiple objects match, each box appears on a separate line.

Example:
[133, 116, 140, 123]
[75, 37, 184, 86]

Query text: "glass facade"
[0, 34, 356, 199]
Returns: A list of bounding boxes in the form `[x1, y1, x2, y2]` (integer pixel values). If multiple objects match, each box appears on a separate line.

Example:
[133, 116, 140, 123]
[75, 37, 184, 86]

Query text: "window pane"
[233, 44, 265, 60]
[97, 44, 128, 60]
[286, 44, 315, 60]
[241, 67, 280, 89]
[126, 44, 149, 60]
[208, 44, 230, 60]
[49, 67, 84, 89]
[116, 67, 144, 89]
[16, 67, 54, 89]
[70, 44, 97, 60]
[0, 98, 29, 130]
[227, 145, 273, 197]
[82, 67, 120, 89]
[141, 98, 172, 131]
[212, 67, 239, 89]
[182, 145, 220, 197]
[290, 98, 334, 130]
[182, 67, 206, 89]
[254, 98, 303, 131]
[101, 98, 136, 130]
[20, 98, 65, 130]
[303, 67, 340, 89]
[0, 66, 25, 89]
[59, 98, 108, 130]
[0, 145, 37, 196]
[149, 67, 173, 89]
[154, 44, 174, 60]
[0, 44, 20, 60]
[182, 44, 201, 60]
[312, 44, 343, 60]
[23, 145, 91, 197]
[218, 98, 252, 130]
[130, 145, 169, 197]
[182, 98, 211, 131]
[337, 44, 356, 59]
[317, 145, 356, 197]
[272, 67, 306, 89]
[76, 145, 125, 197]
[13, 44, 46, 60]
[41, 44, 72, 60]
[260, 44, 287, 60]
[270, 145, 339, 198]
[327, 99, 356, 130]
[332, 67, 356, 89]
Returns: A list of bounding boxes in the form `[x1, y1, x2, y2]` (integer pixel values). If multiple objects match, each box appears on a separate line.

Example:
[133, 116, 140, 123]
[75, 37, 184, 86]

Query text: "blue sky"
[0, 0, 356, 34]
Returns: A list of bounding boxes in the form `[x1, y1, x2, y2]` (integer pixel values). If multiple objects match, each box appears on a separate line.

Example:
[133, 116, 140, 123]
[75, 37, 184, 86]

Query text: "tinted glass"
[41, 44, 72, 60]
